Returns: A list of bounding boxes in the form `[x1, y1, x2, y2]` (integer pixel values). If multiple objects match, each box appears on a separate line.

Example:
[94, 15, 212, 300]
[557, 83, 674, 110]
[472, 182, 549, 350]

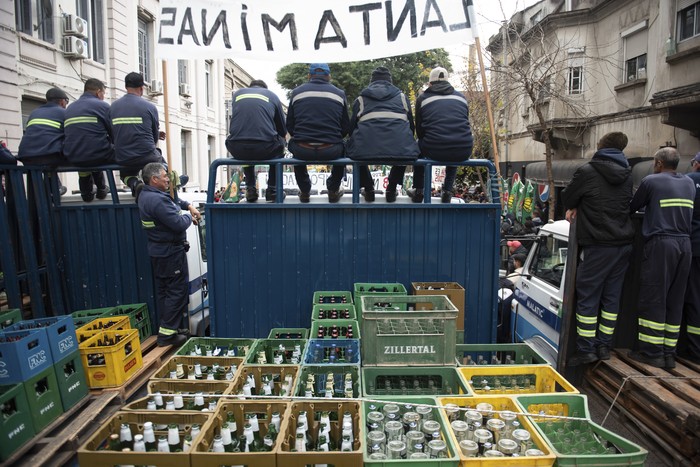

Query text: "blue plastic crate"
[303, 338, 360, 365]
[7, 316, 77, 362]
[0, 329, 53, 384]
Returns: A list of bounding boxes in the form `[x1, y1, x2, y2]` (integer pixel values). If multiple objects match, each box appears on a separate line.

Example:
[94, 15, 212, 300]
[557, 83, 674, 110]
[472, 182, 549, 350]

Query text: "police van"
[179, 192, 210, 336]
[508, 220, 570, 366]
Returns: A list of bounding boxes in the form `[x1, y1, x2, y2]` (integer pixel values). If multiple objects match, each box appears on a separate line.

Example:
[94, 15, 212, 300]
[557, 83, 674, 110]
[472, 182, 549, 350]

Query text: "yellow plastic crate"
[457, 365, 578, 395]
[79, 329, 142, 388]
[76, 315, 131, 344]
[438, 396, 556, 466]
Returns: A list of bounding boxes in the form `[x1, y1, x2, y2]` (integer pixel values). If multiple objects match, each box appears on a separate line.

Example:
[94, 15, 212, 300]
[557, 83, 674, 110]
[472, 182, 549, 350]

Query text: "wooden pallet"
[2, 391, 122, 467]
[586, 349, 700, 461]
[89, 335, 175, 402]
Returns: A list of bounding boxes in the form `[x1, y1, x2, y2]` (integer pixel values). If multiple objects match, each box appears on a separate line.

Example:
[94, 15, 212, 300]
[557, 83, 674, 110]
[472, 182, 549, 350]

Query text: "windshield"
[530, 234, 567, 289]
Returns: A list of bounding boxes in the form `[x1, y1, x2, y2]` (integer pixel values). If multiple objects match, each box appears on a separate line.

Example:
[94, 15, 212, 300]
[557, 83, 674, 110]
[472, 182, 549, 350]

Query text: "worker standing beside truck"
[138, 162, 201, 347]
[682, 152, 700, 364]
[561, 132, 635, 366]
[629, 147, 694, 369]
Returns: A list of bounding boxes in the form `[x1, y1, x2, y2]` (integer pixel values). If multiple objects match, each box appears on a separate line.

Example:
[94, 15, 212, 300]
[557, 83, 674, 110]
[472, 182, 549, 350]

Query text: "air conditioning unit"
[62, 14, 88, 38]
[179, 83, 191, 97]
[63, 36, 88, 59]
[149, 80, 163, 96]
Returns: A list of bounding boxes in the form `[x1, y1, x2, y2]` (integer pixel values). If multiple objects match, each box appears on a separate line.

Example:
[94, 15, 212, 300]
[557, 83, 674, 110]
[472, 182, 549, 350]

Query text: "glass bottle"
[341, 434, 353, 451]
[119, 423, 133, 450]
[157, 435, 169, 452]
[211, 434, 225, 452]
[182, 434, 193, 452]
[143, 421, 157, 451]
[190, 423, 201, 440]
[270, 411, 281, 433]
[132, 434, 146, 452]
[221, 420, 235, 452]
[263, 433, 274, 451]
[294, 433, 306, 452]
[167, 423, 182, 452]
[242, 423, 255, 452]
[108, 433, 121, 451]
[146, 398, 157, 410]
[175, 363, 186, 379]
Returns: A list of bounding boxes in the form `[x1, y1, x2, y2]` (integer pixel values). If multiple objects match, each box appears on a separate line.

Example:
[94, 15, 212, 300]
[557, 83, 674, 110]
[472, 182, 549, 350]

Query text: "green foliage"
[275, 49, 452, 103]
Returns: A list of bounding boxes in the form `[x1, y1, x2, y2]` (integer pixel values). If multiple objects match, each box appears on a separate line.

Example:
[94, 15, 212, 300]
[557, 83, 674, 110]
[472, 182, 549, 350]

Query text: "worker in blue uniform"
[138, 162, 201, 347]
[682, 152, 700, 364]
[110, 72, 166, 197]
[629, 147, 695, 369]
[225, 80, 287, 202]
[390, 67, 474, 203]
[64, 78, 114, 202]
[561, 132, 635, 366]
[287, 63, 349, 203]
[17, 87, 69, 195]
[347, 67, 419, 202]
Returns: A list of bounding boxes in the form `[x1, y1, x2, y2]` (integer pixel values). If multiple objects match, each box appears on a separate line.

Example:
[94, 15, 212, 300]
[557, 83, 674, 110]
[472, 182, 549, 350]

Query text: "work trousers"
[684, 256, 700, 359]
[119, 150, 165, 184]
[574, 244, 632, 353]
[226, 138, 285, 192]
[151, 249, 189, 335]
[288, 140, 346, 193]
[637, 236, 692, 359]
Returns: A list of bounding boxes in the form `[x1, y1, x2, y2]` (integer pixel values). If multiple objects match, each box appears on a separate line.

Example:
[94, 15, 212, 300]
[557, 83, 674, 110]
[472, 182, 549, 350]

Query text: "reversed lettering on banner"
[157, 0, 474, 62]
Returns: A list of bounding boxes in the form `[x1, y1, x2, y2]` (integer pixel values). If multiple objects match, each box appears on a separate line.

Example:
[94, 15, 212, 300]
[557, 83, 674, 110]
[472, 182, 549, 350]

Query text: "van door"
[511, 232, 568, 354]
[185, 203, 209, 335]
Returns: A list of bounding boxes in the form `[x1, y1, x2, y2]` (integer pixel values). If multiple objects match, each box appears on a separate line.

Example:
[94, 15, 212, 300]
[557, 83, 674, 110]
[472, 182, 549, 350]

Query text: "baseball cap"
[309, 63, 330, 76]
[693, 152, 700, 164]
[125, 72, 145, 88]
[429, 67, 449, 83]
[46, 87, 69, 101]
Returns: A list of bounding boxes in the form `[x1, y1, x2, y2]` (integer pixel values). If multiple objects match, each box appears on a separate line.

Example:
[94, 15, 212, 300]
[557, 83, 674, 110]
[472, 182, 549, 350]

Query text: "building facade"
[488, 0, 700, 168]
[2, 0, 254, 192]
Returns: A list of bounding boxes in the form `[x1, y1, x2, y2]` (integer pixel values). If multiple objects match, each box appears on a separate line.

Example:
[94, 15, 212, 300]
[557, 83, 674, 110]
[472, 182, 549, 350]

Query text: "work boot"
[177, 328, 191, 336]
[245, 187, 259, 202]
[81, 188, 96, 202]
[664, 355, 676, 369]
[327, 188, 344, 203]
[298, 192, 310, 203]
[362, 188, 375, 202]
[134, 181, 144, 202]
[406, 188, 424, 203]
[96, 186, 109, 200]
[179, 174, 189, 187]
[628, 350, 665, 368]
[266, 189, 285, 202]
[441, 190, 454, 203]
[385, 189, 397, 203]
[568, 351, 598, 367]
[157, 333, 187, 348]
[129, 178, 143, 197]
[597, 345, 611, 361]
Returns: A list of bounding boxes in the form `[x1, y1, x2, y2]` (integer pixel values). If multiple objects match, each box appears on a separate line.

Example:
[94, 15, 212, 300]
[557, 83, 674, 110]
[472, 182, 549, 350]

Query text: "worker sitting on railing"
[391, 67, 474, 204]
[347, 67, 419, 202]
[287, 63, 349, 203]
[225, 80, 287, 203]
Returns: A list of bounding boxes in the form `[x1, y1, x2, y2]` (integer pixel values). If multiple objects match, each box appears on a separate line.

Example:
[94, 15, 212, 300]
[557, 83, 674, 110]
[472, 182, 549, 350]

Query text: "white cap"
[429, 67, 448, 83]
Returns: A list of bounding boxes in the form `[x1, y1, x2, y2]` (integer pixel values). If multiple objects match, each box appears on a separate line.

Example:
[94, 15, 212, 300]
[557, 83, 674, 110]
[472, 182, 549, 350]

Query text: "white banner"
[157, 0, 475, 62]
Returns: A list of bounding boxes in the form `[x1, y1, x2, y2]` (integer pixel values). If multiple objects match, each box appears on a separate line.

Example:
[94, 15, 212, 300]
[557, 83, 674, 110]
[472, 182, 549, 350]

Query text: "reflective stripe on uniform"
[359, 111, 408, 122]
[659, 198, 694, 208]
[65, 116, 98, 126]
[112, 117, 144, 125]
[638, 318, 664, 331]
[598, 323, 615, 335]
[141, 220, 155, 228]
[27, 118, 62, 129]
[576, 313, 597, 325]
[236, 93, 269, 102]
[158, 327, 177, 336]
[577, 327, 596, 337]
[600, 310, 617, 321]
[421, 94, 468, 108]
[665, 323, 681, 333]
[638, 333, 664, 345]
[688, 324, 700, 335]
[291, 91, 344, 105]
[663, 337, 678, 347]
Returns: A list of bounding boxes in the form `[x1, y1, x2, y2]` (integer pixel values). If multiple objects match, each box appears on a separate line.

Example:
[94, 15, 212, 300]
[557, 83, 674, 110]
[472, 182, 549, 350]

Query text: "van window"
[196, 203, 207, 262]
[530, 234, 568, 288]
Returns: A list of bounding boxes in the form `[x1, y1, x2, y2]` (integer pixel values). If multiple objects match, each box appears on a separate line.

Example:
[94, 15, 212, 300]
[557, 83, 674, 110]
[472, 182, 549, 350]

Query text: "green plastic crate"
[310, 319, 360, 339]
[23, 366, 63, 432]
[70, 307, 115, 328]
[516, 394, 647, 465]
[362, 397, 459, 466]
[294, 364, 361, 398]
[0, 382, 35, 461]
[245, 338, 308, 365]
[362, 366, 470, 398]
[0, 308, 22, 329]
[455, 343, 550, 366]
[53, 351, 89, 410]
[311, 303, 356, 320]
[110, 303, 152, 341]
[312, 290, 353, 305]
[360, 295, 457, 366]
[268, 328, 309, 339]
[176, 337, 257, 357]
[354, 283, 407, 322]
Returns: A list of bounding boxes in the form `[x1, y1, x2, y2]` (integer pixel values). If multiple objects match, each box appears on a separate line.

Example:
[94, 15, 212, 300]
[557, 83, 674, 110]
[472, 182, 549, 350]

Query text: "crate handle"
[57, 324, 67, 334]
[26, 338, 39, 350]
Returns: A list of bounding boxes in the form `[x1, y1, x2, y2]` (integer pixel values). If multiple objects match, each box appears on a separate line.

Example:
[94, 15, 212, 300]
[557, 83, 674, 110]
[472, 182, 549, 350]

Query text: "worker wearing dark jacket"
[225, 80, 287, 202]
[138, 162, 201, 347]
[683, 152, 700, 363]
[64, 78, 114, 202]
[629, 147, 694, 369]
[390, 67, 473, 203]
[287, 63, 349, 203]
[111, 72, 165, 197]
[348, 67, 419, 202]
[561, 132, 635, 366]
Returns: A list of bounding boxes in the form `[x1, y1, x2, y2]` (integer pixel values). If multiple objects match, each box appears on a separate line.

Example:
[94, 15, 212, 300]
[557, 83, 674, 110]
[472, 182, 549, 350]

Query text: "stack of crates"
[353, 282, 406, 323]
[70, 303, 153, 342]
[0, 315, 87, 460]
[79, 328, 143, 388]
[0, 308, 22, 330]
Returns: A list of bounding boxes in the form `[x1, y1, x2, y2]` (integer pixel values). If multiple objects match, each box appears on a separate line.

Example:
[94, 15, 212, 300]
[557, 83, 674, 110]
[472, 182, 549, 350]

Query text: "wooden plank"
[672, 359, 700, 391]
